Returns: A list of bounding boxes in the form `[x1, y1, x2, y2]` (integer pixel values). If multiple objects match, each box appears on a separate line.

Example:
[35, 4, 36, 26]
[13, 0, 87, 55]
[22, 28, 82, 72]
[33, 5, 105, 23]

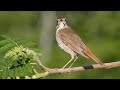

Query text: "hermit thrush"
[56, 18, 104, 68]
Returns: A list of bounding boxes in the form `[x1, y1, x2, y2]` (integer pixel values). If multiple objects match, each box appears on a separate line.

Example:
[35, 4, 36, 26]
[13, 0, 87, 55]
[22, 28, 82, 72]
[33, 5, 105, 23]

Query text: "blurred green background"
[0, 11, 120, 79]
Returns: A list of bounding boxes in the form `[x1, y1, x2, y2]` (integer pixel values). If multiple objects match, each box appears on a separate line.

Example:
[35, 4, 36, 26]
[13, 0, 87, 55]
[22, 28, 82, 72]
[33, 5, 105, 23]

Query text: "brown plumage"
[56, 18, 104, 68]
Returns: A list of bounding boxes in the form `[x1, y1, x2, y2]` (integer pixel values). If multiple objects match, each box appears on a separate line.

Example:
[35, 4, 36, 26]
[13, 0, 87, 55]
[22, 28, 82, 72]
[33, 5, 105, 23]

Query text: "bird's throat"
[57, 23, 67, 30]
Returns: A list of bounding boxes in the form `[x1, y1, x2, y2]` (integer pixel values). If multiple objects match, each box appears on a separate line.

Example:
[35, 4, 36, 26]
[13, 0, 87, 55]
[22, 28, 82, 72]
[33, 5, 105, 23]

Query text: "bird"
[55, 18, 104, 69]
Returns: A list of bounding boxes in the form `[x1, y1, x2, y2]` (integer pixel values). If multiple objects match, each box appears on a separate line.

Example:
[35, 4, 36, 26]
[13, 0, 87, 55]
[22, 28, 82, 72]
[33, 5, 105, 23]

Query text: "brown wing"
[58, 27, 88, 58]
[58, 27, 104, 65]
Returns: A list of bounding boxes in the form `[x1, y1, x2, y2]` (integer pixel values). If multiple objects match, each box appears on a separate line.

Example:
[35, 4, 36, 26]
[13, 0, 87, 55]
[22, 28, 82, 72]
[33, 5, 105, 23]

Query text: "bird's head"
[56, 18, 67, 29]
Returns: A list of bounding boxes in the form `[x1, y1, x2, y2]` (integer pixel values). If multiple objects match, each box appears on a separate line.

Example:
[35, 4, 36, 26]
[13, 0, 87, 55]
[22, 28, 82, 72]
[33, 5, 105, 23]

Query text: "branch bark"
[26, 49, 120, 76]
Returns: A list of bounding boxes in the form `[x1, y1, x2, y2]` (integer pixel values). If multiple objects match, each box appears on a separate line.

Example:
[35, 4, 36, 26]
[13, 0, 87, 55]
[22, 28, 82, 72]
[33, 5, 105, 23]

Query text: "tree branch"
[26, 49, 120, 77]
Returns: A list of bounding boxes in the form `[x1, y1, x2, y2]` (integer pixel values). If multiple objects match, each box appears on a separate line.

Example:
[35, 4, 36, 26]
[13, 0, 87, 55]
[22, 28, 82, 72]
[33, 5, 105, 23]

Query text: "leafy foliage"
[0, 35, 41, 79]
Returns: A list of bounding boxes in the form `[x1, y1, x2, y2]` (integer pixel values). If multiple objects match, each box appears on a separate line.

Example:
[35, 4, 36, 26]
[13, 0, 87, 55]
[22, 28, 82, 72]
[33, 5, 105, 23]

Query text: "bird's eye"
[65, 19, 66, 21]
[57, 20, 58, 23]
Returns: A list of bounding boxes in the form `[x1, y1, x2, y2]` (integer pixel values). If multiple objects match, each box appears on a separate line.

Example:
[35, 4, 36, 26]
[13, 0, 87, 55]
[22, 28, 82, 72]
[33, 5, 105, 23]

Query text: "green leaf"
[0, 39, 11, 46]
[25, 64, 32, 73]
[1, 62, 9, 68]
[14, 68, 18, 76]
[1, 68, 7, 79]
[17, 67, 24, 76]
[0, 35, 11, 40]
[4, 59, 13, 67]
[21, 66, 25, 75]
[0, 65, 7, 69]
[8, 69, 15, 79]
[0, 43, 15, 53]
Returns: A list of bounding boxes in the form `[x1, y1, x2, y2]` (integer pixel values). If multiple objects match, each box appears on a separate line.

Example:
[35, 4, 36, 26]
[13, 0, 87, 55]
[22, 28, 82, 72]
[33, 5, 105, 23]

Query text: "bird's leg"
[62, 56, 74, 69]
[69, 56, 78, 68]
[68, 56, 78, 75]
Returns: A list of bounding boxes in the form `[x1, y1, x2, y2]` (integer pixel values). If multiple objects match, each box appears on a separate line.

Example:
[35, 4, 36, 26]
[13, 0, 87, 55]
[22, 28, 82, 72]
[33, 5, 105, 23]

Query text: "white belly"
[56, 29, 76, 57]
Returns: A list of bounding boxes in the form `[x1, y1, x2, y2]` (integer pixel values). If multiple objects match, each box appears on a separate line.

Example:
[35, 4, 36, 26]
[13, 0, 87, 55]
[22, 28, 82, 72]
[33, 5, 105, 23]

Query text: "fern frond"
[0, 43, 15, 53]
[0, 35, 41, 78]
[0, 35, 19, 46]
[0, 46, 37, 78]
[0, 39, 12, 46]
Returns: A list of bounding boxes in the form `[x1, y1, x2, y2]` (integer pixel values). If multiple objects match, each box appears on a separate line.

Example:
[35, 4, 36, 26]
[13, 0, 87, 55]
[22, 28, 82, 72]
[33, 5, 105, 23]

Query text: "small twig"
[32, 66, 38, 74]
[30, 63, 37, 65]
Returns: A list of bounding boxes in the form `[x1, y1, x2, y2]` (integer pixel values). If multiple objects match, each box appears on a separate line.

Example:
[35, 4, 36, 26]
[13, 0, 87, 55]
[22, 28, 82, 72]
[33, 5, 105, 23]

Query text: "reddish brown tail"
[85, 48, 104, 66]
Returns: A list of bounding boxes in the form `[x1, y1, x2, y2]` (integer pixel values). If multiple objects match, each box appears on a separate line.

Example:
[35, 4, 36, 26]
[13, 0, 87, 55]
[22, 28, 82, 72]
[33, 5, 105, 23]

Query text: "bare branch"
[44, 61, 120, 74]
[27, 49, 120, 76]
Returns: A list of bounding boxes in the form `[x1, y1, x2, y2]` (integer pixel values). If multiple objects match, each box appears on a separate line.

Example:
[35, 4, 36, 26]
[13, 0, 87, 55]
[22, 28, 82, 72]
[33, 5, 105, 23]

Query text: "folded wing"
[58, 27, 104, 65]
